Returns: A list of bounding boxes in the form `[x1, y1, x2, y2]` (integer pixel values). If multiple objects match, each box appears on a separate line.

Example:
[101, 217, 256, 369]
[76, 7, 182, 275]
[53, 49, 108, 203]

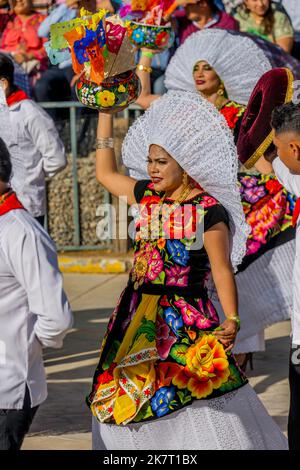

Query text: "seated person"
[0, 1, 14, 37]
[173, 0, 239, 45]
[234, 0, 294, 53]
[0, 0, 48, 82]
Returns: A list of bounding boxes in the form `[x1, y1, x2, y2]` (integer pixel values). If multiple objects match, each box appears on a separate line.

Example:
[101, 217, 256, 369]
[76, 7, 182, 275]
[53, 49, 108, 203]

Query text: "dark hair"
[271, 102, 300, 136]
[0, 53, 15, 86]
[207, 0, 219, 13]
[0, 137, 12, 183]
[240, 1, 275, 36]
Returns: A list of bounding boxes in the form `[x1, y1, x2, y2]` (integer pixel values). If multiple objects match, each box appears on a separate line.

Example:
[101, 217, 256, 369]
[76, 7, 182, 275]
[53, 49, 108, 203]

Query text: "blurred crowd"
[1, 0, 300, 111]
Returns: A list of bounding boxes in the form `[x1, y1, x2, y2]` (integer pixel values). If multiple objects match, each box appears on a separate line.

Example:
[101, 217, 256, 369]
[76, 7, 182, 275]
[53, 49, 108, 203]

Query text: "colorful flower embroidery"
[166, 240, 189, 266]
[163, 307, 183, 334]
[172, 334, 230, 399]
[174, 298, 214, 329]
[165, 265, 190, 287]
[156, 315, 177, 360]
[151, 386, 176, 417]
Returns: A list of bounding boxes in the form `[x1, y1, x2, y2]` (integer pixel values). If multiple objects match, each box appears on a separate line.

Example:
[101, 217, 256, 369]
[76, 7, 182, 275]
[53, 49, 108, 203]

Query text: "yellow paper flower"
[118, 85, 126, 93]
[97, 90, 116, 108]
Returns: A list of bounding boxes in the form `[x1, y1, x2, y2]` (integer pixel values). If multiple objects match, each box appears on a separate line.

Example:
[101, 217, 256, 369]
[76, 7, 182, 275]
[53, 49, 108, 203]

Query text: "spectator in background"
[234, 0, 294, 53]
[173, 0, 239, 45]
[274, 0, 300, 59]
[0, 137, 73, 450]
[0, 0, 48, 83]
[0, 1, 14, 37]
[221, 0, 243, 12]
[0, 53, 66, 226]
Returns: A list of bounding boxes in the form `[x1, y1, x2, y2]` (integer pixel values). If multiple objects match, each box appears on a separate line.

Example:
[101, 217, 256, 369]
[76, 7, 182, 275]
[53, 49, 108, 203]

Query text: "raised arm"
[95, 113, 137, 205]
[204, 222, 239, 350]
[135, 49, 160, 110]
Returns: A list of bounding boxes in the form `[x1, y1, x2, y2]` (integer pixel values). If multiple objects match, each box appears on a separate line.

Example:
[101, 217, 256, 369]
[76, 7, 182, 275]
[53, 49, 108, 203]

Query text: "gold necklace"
[131, 183, 195, 290]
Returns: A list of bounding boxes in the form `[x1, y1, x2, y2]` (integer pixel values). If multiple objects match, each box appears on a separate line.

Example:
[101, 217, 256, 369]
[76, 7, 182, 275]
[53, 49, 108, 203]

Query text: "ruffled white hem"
[92, 384, 287, 450]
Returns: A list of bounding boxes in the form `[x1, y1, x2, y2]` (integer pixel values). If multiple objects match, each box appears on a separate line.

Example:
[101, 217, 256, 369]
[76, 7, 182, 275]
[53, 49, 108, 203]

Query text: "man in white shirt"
[270, 102, 300, 450]
[0, 53, 67, 226]
[0, 137, 73, 450]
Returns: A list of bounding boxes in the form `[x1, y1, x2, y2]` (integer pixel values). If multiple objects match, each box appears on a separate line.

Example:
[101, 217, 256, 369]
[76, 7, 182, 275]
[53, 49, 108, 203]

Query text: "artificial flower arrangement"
[120, 0, 176, 50]
[45, 8, 141, 112]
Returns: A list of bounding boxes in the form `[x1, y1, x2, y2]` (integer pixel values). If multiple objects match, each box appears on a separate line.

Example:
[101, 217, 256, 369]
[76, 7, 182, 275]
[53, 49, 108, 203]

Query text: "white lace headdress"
[0, 84, 25, 193]
[122, 90, 251, 270]
[164, 29, 272, 105]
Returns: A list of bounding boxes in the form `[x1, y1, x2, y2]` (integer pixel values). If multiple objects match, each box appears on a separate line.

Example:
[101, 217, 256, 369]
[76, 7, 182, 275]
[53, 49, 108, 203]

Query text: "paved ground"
[23, 273, 291, 450]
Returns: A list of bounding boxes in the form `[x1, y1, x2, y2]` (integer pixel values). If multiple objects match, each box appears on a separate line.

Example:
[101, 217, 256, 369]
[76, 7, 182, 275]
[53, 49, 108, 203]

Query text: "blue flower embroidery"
[287, 192, 297, 212]
[166, 240, 189, 266]
[164, 307, 183, 334]
[132, 29, 145, 44]
[151, 386, 176, 417]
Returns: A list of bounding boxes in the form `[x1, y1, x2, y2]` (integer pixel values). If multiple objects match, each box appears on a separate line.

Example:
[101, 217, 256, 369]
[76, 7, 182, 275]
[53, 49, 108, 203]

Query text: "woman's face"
[193, 61, 221, 95]
[147, 145, 184, 193]
[244, 0, 270, 17]
[12, 0, 32, 15]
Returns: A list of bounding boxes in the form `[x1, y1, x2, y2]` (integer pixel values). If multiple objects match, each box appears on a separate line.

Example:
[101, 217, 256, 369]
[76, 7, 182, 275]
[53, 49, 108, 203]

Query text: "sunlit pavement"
[22, 274, 290, 450]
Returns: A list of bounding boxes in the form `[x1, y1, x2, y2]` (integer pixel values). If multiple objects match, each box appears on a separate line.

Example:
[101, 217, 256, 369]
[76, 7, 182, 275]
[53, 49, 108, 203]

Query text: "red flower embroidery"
[265, 179, 283, 195]
[220, 106, 241, 130]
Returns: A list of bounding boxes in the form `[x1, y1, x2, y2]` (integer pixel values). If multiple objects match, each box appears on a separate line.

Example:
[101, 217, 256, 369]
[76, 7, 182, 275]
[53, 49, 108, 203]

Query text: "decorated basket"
[127, 21, 175, 50]
[76, 69, 141, 113]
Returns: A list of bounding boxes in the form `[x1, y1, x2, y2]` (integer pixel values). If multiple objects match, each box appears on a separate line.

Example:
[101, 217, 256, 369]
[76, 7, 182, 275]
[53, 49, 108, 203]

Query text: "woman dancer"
[87, 90, 287, 450]
[134, 29, 295, 368]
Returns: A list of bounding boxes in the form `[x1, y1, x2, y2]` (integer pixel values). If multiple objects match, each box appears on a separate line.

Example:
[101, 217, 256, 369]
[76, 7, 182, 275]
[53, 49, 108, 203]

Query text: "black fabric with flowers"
[86, 181, 247, 426]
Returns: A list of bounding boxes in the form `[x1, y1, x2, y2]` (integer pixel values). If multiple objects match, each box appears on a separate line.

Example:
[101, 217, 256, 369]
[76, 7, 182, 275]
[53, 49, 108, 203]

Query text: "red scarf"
[0, 191, 24, 216]
[6, 88, 29, 107]
[293, 198, 300, 228]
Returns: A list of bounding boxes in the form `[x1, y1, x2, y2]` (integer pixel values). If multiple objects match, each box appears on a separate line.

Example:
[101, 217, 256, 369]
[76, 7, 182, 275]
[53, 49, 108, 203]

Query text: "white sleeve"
[3, 221, 73, 348]
[26, 106, 67, 178]
[273, 157, 300, 197]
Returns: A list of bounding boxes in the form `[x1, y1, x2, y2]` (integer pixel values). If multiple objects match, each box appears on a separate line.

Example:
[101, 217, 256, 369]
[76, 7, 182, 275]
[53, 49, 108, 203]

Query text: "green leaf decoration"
[152, 271, 166, 285]
[133, 403, 154, 422]
[102, 340, 120, 370]
[170, 344, 189, 365]
[181, 337, 191, 345]
[133, 317, 156, 344]
[219, 365, 243, 392]
[177, 390, 192, 405]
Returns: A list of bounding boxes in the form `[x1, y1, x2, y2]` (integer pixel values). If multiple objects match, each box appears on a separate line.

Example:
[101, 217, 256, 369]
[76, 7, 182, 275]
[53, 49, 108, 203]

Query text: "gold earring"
[182, 171, 189, 187]
[217, 83, 225, 96]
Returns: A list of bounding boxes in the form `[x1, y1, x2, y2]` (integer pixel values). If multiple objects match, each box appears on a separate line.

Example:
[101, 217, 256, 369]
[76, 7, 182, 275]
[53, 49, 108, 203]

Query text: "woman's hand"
[214, 318, 239, 352]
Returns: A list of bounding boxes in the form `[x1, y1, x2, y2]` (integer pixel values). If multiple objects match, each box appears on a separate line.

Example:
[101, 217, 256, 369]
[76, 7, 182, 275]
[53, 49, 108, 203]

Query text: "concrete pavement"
[23, 273, 290, 450]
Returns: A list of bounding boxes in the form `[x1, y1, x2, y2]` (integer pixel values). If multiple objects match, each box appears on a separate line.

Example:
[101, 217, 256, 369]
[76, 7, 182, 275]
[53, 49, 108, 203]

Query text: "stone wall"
[46, 115, 130, 249]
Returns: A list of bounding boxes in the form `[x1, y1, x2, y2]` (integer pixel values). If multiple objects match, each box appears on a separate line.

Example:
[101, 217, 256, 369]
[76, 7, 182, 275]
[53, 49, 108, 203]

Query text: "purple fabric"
[177, 11, 239, 45]
[228, 30, 300, 81]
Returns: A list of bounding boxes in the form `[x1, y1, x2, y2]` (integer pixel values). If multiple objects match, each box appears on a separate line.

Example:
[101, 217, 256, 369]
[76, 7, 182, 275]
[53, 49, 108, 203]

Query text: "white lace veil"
[122, 90, 251, 270]
[164, 29, 272, 105]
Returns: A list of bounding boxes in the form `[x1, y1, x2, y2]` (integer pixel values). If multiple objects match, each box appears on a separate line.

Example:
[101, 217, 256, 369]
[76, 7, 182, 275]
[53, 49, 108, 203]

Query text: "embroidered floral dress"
[220, 100, 296, 267]
[87, 181, 248, 426]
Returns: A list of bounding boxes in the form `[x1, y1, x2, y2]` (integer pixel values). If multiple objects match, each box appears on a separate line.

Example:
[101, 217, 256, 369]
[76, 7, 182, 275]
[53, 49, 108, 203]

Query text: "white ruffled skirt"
[92, 384, 287, 450]
[213, 239, 294, 354]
